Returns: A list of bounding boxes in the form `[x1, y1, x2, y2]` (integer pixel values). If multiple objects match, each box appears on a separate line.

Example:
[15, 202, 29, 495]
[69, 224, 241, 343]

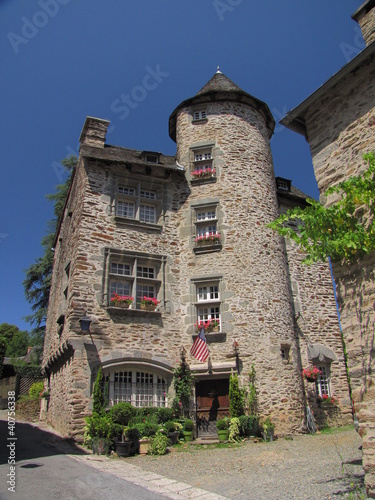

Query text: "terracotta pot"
[140, 303, 156, 311]
[139, 438, 151, 454]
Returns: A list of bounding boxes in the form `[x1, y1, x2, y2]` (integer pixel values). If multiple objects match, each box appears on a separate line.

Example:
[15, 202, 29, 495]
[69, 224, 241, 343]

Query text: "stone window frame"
[114, 177, 162, 228]
[191, 275, 223, 333]
[191, 200, 222, 254]
[104, 367, 167, 408]
[104, 248, 165, 311]
[190, 141, 217, 184]
[192, 109, 207, 122]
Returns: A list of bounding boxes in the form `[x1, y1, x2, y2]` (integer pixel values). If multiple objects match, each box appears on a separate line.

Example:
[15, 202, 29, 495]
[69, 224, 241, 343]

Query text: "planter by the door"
[139, 438, 151, 454]
[168, 431, 180, 445]
[217, 430, 229, 441]
[115, 440, 132, 457]
[182, 431, 193, 442]
[92, 437, 110, 455]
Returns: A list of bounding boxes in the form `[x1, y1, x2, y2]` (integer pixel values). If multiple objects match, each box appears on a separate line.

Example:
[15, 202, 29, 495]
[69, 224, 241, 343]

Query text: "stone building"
[281, 0, 375, 495]
[42, 70, 351, 441]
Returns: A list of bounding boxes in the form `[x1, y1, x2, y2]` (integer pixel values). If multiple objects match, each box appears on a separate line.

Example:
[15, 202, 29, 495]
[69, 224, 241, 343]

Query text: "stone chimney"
[352, 0, 375, 46]
[79, 116, 110, 147]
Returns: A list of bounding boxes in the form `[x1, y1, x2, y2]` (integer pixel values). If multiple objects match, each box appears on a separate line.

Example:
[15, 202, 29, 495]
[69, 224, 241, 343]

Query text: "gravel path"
[128, 428, 364, 499]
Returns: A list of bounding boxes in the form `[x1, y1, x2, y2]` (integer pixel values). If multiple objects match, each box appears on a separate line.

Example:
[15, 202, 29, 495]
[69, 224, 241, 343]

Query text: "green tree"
[5, 330, 29, 357]
[23, 156, 76, 334]
[172, 362, 194, 416]
[267, 153, 375, 264]
[93, 367, 105, 415]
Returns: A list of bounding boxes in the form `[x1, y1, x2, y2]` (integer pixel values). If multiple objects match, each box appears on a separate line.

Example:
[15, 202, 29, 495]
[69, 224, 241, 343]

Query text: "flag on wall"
[190, 328, 209, 362]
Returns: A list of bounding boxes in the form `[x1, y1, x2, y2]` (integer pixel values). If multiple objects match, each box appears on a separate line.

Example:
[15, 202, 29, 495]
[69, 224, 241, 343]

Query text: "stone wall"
[300, 37, 375, 498]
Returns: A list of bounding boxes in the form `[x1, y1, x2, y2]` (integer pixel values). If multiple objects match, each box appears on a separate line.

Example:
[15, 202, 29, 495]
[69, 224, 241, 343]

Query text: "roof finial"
[216, 65, 222, 74]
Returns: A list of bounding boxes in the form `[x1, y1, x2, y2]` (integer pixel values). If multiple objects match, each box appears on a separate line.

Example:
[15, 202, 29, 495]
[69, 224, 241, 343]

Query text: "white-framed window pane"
[136, 284, 156, 306]
[118, 186, 136, 196]
[139, 204, 156, 223]
[117, 200, 135, 218]
[195, 152, 211, 161]
[197, 210, 216, 221]
[136, 372, 154, 407]
[111, 263, 131, 276]
[197, 225, 217, 237]
[156, 376, 166, 407]
[114, 371, 132, 404]
[110, 281, 131, 296]
[140, 190, 156, 200]
[197, 306, 220, 322]
[317, 366, 330, 396]
[197, 285, 219, 301]
[137, 266, 155, 279]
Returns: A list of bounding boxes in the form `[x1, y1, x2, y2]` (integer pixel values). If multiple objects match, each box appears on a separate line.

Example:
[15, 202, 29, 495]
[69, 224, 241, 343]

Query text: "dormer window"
[193, 110, 207, 121]
[142, 151, 160, 163]
[276, 177, 291, 192]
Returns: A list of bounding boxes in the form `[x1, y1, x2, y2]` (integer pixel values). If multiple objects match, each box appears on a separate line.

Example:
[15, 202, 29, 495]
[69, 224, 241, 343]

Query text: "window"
[194, 205, 221, 247]
[195, 280, 221, 331]
[191, 147, 215, 180]
[107, 370, 167, 407]
[316, 365, 331, 397]
[107, 251, 162, 309]
[193, 110, 207, 121]
[116, 182, 159, 224]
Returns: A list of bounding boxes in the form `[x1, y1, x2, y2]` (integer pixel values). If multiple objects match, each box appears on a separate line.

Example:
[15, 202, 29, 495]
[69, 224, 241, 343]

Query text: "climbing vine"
[267, 153, 375, 264]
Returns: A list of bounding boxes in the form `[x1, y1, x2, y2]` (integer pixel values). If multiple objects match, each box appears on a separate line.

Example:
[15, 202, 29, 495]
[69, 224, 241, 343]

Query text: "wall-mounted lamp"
[79, 312, 92, 332]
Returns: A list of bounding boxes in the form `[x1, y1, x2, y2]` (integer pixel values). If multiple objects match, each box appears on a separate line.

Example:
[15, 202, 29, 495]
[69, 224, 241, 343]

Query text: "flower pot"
[117, 303, 130, 309]
[168, 431, 180, 445]
[304, 376, 317, 383]
[140, 303, 157, 311]
[115, 440, 132, 457]
[217, 430, 229, 441]
[182, 431, 193, 442]
[139, 438, 151, 454]
[262, 429, 274, 442]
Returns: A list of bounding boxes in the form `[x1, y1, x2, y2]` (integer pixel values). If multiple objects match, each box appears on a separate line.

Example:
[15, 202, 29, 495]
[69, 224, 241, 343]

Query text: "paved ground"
[0, 411, 365, 499]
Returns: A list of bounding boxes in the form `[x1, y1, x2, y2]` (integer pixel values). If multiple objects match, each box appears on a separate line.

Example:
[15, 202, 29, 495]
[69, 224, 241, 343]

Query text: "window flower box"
[140, 296, 160, 311]
[317, 395, 338, 405]
[191, 168, 215, 180]
[110, 293, 134, 309]
[195, 233, 221, 245]
[195, 319, 220, 333]
[302, 367, 321, 382]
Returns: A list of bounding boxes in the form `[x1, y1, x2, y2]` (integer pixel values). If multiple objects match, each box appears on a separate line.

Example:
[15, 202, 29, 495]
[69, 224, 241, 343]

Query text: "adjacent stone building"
[42, 70, 351, 441]
[281, 0, 375, 495]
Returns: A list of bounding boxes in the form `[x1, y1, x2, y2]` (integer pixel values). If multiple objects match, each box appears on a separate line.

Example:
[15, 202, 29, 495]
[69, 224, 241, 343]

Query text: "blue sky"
[0, 0, 365, 331]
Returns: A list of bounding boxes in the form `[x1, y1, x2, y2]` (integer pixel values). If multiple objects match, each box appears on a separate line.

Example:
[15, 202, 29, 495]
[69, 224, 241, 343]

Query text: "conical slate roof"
[196, 71, 244, 95]
[169, 70, 275, 142]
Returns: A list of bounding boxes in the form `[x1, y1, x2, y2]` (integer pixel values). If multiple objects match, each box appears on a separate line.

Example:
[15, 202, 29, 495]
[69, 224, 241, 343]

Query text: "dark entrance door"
[196, 378, 229, 435]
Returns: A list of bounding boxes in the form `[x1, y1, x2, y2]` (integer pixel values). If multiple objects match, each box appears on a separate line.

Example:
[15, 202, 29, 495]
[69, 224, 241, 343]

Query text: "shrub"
[29, 381, 44, 399]
[238, 415, 259, 437]
[134, 421, 159, 438]
[156, 407, 174, 423]
[183, 419, 194, 431]
[108, 402, 136, 426]
[149, 432, 169, 455]
[125, 427, 140, 442]
[216, 418, 229, 431]
[84, 412, 121, 449]
[164, 420, 177, 433]
[135, 407, 159, 421]
[228, 417, 241, 442]
[172, 362, 193, 415]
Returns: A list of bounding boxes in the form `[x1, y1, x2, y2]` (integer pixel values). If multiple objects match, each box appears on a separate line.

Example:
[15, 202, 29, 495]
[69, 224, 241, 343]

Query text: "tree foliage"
[229, 373, 245, 418]
[267, 153, 375, 264]
[172, 362, 194, 415]
[23, 156, 76, 330]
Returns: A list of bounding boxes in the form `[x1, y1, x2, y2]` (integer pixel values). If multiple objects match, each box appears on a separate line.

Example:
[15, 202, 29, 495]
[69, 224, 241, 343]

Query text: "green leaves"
[268, 153, 375, 264]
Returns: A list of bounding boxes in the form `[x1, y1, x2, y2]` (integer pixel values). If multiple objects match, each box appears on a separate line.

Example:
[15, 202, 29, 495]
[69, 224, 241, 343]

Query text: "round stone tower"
[169, 70, 305, 434]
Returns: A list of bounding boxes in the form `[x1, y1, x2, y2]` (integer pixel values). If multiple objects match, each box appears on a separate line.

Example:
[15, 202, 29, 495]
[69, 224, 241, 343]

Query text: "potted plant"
[182, 418, 194, 442]
[195, 319, 220, 333]
[140, 296, 160, 311]
[216, 418, 229, 441]
[115, 427, 132, 457]
[110, 293, 134, 309]
[164, 420, 182, 445]
[302, 367, 322, 382]
[125, 427, 140, 455]
[191, 167, 216, 179]
[261, 417, 275, 442]
[195, 233, 221, 246]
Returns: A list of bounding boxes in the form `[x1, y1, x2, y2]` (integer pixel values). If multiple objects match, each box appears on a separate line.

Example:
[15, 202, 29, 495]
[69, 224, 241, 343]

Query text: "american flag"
[190, 328, 209, 362]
